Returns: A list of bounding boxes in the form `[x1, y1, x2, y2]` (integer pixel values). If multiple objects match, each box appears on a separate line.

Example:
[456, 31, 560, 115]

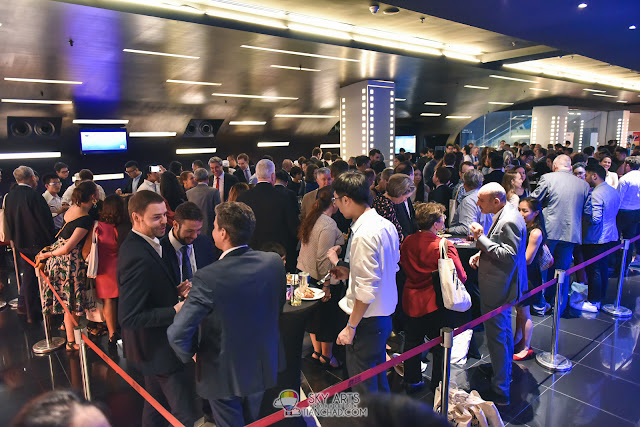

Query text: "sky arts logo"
[273, 389, 300, 416]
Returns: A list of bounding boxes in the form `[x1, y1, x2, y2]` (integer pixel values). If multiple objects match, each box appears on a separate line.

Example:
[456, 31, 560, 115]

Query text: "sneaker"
[575, 301, 601, 313]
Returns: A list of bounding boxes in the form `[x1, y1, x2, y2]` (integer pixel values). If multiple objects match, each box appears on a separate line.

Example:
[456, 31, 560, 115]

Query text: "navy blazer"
[167, 248, 286, 400]
[117, 232, 183, 376]
[160, 233, 216, 285]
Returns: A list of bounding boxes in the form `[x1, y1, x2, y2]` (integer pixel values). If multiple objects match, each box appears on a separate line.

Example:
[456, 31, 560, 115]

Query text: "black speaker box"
[183, 119, 224, 138]
[7, 116, 62, 138]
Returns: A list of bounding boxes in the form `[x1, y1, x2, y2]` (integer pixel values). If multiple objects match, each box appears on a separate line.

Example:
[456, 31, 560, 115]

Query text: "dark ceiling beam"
[481, 46, 564, 65]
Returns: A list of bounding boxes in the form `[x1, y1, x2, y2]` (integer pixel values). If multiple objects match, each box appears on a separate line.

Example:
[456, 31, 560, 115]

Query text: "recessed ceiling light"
[420, 113, 442, 117]
[93, 173, 126, 181]
[320, 144, 341, 149]
[73, 119, 129, 125]
[394, 98, 406, 102]
[424, 102, 447, 106]
[578, 3, 587, 8]
[446, 115, 472, 119]
[592, 93, 618, 98]
[270, 65, 320, 72]
[0, 151, 61, 159]
[166, 79, 221, 86]
[617, 100, 629, 103]
[176, 148, 217, 155]
[212, 93, 298, 100]
[489, 75, 538, 84]
[257, 142, 290, 147]
[123, 49, 199, 59]
[241, 45, 359, 62]
[5, 77, 82, 85]
[274, 114, 338, 118]
[1, 99, 72, 104]
[488, 101, 514, 105]
[129, 132, 177, 137]
[630, 25, 637, 30]
[228, 121, 267, 125]
[583, 88, 606, 93]
[529, 88, 549, 92]
[464, 85, 489, 90]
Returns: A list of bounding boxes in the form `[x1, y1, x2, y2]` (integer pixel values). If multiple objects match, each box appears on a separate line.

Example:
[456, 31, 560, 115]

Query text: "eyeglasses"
[47, 181, 61, 186]
[331, 196, 346, 203]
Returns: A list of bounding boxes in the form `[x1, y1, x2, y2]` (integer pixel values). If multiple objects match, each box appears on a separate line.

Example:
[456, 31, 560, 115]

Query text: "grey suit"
[186, 183, 221, 239]
[475, 202, 527, 397]
[300, 188, 318, 220]
[583, 182, 620, 245]
[448, 188, 492, 236]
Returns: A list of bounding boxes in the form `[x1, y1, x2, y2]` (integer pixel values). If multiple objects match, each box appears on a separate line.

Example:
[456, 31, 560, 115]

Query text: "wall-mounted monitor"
[395, 135, 416, 153]
[80, 129, 127, 153]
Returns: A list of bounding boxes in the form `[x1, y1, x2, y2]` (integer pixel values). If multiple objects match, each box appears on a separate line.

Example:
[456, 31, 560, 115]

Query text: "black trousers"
[142, 365, 199, 427]
[209, 391, 264, 427]
[404, 309, 446, 389]
[583, 242, 615, 303]
[345, 316, 392, 394]
[17, 249, 40, 321]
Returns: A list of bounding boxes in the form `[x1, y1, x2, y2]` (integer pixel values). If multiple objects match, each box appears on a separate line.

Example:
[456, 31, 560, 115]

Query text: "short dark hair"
[169, 161, 183, 176]
[128, 189, 166, 217]
[275, 169, 289, 183]
[582, 146, 595, 156]
[490, 153, 504, 169]
[459, 161, 474, 172]
[215, 202, 256, 246]
[192, 159, 204, 169]
[237, 153, 249, 162]
[42, 173, 59, 185]
[71, 181, 97, 206]
[78, 169, 93, 181]
[571, 153, 588, 164]
[330, 160, 349, 179]
[615, 146, 628, 155]
[11, 389, 110, 427]
[435, 167, 451, 184]
[100, 194, 126, 225]
[260, 241, 286, 258]
[54, 162, 69, 172]
[355, 155, 370, 167]
[332, 171, 370, 206]
[124, 160, 139, 170]
[290, 166, 303, 178]
[312, 147, 322, 157]
[585, 164, 606, 180]
[174, 201, 203, 223]
[443, 152, 456, 166]
[394, 161, 413, 176]
[395, 154, 407, 162]
[369, 148, 381, 158]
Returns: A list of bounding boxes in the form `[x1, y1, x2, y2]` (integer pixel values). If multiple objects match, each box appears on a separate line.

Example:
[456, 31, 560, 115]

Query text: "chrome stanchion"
[603, 239, 633, 318]
[8, 241, 21, 309]
[439, 327, 453, 418]
[32, 272, 65, 354]
[74, 326, 92, 400]
[536, 270, 572, 371]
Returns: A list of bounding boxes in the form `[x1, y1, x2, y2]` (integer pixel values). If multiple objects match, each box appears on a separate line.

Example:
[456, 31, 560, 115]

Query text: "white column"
[531, 106, 569, 148]
[605, 110, 631, 146]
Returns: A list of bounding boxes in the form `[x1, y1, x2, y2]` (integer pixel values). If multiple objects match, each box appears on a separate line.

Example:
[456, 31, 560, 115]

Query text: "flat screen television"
[80, 129, 127, 153]
[395, 135, 416, 153]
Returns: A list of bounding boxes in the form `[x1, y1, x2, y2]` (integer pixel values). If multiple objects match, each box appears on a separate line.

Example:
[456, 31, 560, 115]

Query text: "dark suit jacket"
[123, 174, 143, 194]
[236, 182, 299, 271]
[274, 184, 300, 217]
[167, 248, 286, 400]
[117, 232, 182, 375]
[208, 173, 238, 202]
[430, 184, 454, 218]
[394, 199, 418, 238]
[233, 166, 255, 184]
[160, 233, 216, 285]
[4, 185, 55, 251]
[186, 184, 221, 239]
[483, 170, 505, 185]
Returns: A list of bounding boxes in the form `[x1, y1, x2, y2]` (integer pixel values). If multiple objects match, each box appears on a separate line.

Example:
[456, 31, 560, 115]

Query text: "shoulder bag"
[0, 194, 7, 242]
[435, 237, 471, 312]
[84, 221, 99, 279]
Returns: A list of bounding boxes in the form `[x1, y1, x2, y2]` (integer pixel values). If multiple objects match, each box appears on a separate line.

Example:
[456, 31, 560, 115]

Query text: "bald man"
[469, 183, 527, 405]
[531, 154, 590, 315]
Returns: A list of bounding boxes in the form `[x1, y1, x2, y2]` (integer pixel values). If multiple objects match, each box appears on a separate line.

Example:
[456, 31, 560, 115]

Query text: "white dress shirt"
[137, 179, 160, 194]
[132, 229, 162, 257]
[339, 208, 400, 318]
[43, 191, 64, 229]
[131, 174, 143, 193]
[212, 174, 225, 202]
[618, 170, 640, 210]
[219, 245, 248, 260]
[168, 229, 197, 278]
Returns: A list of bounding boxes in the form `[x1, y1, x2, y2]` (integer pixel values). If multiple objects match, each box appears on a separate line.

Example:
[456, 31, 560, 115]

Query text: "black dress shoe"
[476, 363, 493, 377]
[404, 380, 425, 394]
[481, 389, 510, 406]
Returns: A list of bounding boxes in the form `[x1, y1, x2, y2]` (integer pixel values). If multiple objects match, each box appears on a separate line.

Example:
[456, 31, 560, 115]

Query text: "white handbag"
[0, 194, 7, 242]
[438, 237, 472, 312]
[434, 383, 505, 427]
[86, 221, 99, 279]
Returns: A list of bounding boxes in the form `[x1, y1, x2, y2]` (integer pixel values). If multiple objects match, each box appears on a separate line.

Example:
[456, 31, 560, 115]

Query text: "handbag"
[539, 243, 554, 271]
[434, 383, 505, 427]
[84, 278, 105, 323]
[435, 237, 472, 312]
[84, 221, 99, 279]
[0, 194, 8, 243]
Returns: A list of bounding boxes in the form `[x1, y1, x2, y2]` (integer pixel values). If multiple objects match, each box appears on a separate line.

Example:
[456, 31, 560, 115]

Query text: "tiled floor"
[2, 256, 640, 426]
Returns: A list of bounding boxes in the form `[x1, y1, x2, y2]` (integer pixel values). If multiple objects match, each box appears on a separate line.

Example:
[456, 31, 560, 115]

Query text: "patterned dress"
[372, 194, 405, 244]
[43, 215, 93, 315]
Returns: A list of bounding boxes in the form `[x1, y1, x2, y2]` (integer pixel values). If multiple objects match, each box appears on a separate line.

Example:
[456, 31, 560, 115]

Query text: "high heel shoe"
[513, 348, 534, 361]
[320, 354, 343, 370]
[66, 341, 79, 352]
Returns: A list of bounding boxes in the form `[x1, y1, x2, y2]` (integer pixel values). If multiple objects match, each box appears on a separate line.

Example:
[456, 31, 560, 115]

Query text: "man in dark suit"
[394, 162, 419, 237]
[208, 156, 238, 202]
[483, 153, 506, 185]
[186, 168, 221, 240]
[4, 166, 55, 323]
[233, 153, 255, 184]
[118, 160, 143, 195]
[168, 202, 286, 427]
[237, 159, 299, 272]
[274, 170, 300, 217]
[117, 190, 198, 427]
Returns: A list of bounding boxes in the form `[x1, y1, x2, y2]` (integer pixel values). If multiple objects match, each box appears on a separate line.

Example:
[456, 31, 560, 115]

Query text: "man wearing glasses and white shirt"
[42, 174, 69, 233]
[328, 171, 399, 394]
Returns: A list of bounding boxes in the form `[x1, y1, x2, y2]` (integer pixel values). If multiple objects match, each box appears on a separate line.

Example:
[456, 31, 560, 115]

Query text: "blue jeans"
[533, 240, 575, 315]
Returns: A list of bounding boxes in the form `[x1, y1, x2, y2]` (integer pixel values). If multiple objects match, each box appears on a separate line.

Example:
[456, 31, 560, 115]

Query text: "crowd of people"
[4, 138, 640, 424]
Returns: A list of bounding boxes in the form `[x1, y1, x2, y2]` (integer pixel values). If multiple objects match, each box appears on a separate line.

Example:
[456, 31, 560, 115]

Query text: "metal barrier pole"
[8, 241, 21, 309]
[536, 270, 572, 372]
[32, 273, 65, 354]
[603, 239, 633, 318]
[74, 326, 92, 401]
[440, 327, 453, 418]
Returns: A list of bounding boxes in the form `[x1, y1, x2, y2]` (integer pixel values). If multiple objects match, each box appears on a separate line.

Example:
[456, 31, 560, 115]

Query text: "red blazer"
[400, 231, 467, 318]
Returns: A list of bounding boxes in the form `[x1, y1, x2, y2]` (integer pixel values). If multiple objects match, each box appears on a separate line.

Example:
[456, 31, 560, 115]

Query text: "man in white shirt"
[136, 165, 162, 194]
[42, 174, 68, 231]
[328, 171, 399, 394]
[208, 156, 239, 202]
[617, 156, 640, 265]
[60, 169, 106, 205]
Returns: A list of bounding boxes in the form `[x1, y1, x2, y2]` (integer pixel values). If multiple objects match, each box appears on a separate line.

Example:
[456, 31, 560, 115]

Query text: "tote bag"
[0, 194, 7, 242]
[84, 221, 99, 279]
[436, 237, 471, 312]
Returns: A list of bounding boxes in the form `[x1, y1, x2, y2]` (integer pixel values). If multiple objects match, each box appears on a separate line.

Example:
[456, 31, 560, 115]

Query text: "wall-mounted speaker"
[183, 119, 224, 138]
[8, 117, 62, 138]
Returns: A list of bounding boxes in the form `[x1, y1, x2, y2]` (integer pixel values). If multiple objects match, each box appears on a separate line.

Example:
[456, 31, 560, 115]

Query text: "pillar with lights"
[604, 110, 631, 146]
[531, 106, 569, 149]
[339, 80, 395, 166]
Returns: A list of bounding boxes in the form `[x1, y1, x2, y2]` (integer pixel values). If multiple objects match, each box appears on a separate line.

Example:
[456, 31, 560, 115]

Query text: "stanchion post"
[603, 239, 633, 318]
[8, 242, 21, 309]
[440, 327, 453, 418]
[536, 270, 572, 372]
[32, 272, 65, 354]
[74, 327, 92, 401]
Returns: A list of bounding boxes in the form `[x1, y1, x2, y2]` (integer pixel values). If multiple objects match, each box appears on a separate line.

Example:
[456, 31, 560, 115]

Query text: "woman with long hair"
[36, 181, 99, 351]
[502, 171, 524, 207]
[228, 182, 250, 202]
[514, 197, 546, 360]
[411, 167, 426, 203]
[511, 163, 531, 197]
[304, 164, 319, 194]
[600, 154, 619, 188]
[297, 186, 345, 368]
[480, 146, 494, 175]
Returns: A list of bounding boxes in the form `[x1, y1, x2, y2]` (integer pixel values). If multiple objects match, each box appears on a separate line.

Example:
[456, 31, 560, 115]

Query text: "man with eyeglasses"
[54, 162, 71, 194]
[42, 173, 68, 233]
[117, 161, 143, 196]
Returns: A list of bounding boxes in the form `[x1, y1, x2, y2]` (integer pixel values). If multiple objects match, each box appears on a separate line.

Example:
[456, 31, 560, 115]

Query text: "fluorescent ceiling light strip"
[5, 77, 82, 85]
[205, 9, 286, 28]
[129, 132, 177, 137]
[287, 13, 352, 32]
[0, 151, 61, 159]
[583, 88, 606, 93]
[274, 114, 337, 118]
[592, 93, 618, 98]
[488, 101, 514, 105]
[529, 88, 549, 92]
[1, 99, 72, 104]
[123, 48, 199, 59]
[320, 144, 341, 149]
[421, 113, 442, 117]
[352, 35, 441, 56]
[93, 173, 125, 181]
[424, 102, 447, 106]
[241, 45, 359, 62]
[288, 23, 352, 40]
[352, 27, 443, 49]
[229, 121, 266, 125]
[212, 92, 298, 100]
[489, 75, 538, 84]
[115, 0, 204, 14]
[442, 51, 480, 62]
[204, 0, 286, 19]
[444, 43, 483, 56]
[446, 115, 472, 119]
[464, 85, 489, 90]
[257, 142, 289, 147]
[395, 98, 406, 101]
[510, 135, 530, 138]
[176, 148, 217, 154]
[167, 79, 221, 86]
[73, 119, 129, 125]
[616, 100, 628, 103]
[270, 65, 320, 72]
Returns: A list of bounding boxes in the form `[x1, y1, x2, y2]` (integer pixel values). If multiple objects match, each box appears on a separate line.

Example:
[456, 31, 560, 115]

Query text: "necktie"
[181, 245, 193, 281]
[215, 177, 220, 190]
[152, 182, 157, 193]
[244, 169, 250, 182]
